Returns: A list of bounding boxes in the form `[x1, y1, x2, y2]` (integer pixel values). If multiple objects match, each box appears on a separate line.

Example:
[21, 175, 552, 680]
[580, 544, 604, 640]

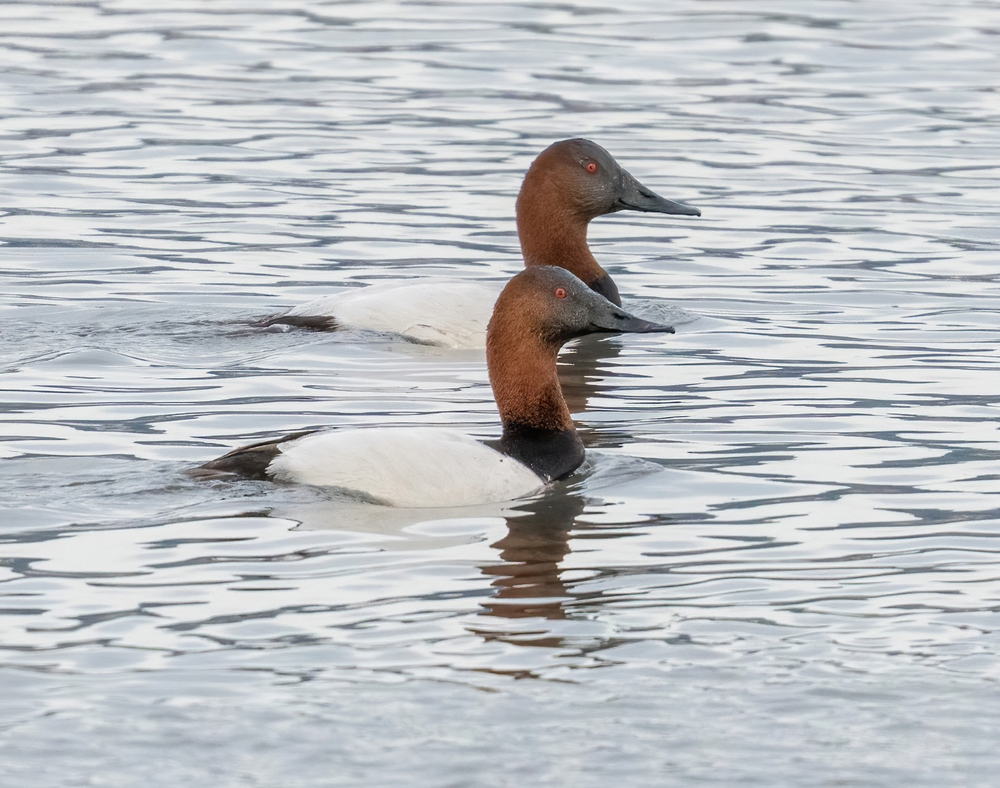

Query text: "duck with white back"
[199, 266, 674, 507]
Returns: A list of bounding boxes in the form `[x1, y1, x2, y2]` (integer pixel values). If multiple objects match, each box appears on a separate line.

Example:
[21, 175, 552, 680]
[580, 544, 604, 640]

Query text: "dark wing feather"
[190, 430, 316, 480]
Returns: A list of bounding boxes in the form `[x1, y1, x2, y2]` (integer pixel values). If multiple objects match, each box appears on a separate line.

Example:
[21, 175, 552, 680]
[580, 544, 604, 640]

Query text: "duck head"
[487, 266, 673, 482]
[493, 264, 675, 348]
[515, 138, 700, 306]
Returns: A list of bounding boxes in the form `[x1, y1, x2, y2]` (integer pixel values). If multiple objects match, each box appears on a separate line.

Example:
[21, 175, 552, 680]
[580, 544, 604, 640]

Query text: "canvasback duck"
[201, 266, 674, 507]
[258, 139, 699, 348]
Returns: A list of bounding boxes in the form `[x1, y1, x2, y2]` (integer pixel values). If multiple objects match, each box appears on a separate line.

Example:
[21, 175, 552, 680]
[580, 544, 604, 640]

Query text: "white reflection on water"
[2, 0, 1000, 785]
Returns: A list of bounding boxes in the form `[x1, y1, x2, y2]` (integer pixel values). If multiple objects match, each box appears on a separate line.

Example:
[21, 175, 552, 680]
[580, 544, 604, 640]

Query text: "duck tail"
[252, 314, 340, 331]
[189, 430, 316, 480]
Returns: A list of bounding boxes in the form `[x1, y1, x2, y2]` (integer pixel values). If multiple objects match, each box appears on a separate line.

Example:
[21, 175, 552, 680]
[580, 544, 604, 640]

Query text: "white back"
[267, 427, 543, 508]
[285, 281, 501, 348]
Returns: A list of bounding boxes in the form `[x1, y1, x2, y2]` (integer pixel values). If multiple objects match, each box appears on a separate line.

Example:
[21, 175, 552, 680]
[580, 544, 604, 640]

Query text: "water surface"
[2, 1, 1000, 786]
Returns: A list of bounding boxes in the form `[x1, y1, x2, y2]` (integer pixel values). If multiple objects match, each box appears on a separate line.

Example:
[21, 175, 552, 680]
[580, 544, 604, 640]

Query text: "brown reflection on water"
[475, 493, 587, 647]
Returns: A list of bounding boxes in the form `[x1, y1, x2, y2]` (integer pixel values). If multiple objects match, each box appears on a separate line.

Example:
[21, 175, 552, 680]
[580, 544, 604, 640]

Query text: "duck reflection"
[475, 490, 587, 644]
[557, 334, 622, 447]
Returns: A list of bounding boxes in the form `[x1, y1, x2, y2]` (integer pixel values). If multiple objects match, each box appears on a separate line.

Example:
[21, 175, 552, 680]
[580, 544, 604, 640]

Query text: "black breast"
[589, 273, 621, 307]
[499, 424, 585, 482]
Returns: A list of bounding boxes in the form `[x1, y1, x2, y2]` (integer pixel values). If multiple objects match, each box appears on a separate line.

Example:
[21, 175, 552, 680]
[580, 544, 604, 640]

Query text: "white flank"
[284, 281, 502, 349]
[266, 427, 544, 508]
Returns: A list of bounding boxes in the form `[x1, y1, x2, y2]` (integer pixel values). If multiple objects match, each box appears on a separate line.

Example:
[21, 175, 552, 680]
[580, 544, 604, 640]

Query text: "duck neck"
[487, 329, 585, 482]
[516, 191, 621, 306]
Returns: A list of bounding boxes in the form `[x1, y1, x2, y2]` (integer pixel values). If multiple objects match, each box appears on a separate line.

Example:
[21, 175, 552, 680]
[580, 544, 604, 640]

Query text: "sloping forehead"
[562, 138, 617, 169]
[517, 264, 591, 294]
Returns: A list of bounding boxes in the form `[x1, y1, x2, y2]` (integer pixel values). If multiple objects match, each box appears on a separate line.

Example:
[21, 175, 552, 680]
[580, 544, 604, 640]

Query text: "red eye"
[555, 287, 567, 298]
[586, 162, 598, 173]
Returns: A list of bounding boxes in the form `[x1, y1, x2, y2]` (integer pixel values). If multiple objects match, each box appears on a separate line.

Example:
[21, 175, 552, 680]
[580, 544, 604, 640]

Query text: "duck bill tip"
[633, 321, 676, 334]
[672, 202, 701, 217]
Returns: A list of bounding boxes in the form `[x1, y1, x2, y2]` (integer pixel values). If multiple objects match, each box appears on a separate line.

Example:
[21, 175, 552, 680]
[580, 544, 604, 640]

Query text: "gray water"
[2, 1, 1000, 785]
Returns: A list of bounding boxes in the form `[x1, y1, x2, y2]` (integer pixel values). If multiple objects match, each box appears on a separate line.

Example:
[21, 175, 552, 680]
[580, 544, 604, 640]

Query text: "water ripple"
[3, 0, 1000, 785]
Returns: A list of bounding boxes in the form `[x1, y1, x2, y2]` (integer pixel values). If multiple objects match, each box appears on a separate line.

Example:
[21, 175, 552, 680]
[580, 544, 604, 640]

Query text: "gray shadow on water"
[557, 306, 707, 450]
[558, 334, 622, 448]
